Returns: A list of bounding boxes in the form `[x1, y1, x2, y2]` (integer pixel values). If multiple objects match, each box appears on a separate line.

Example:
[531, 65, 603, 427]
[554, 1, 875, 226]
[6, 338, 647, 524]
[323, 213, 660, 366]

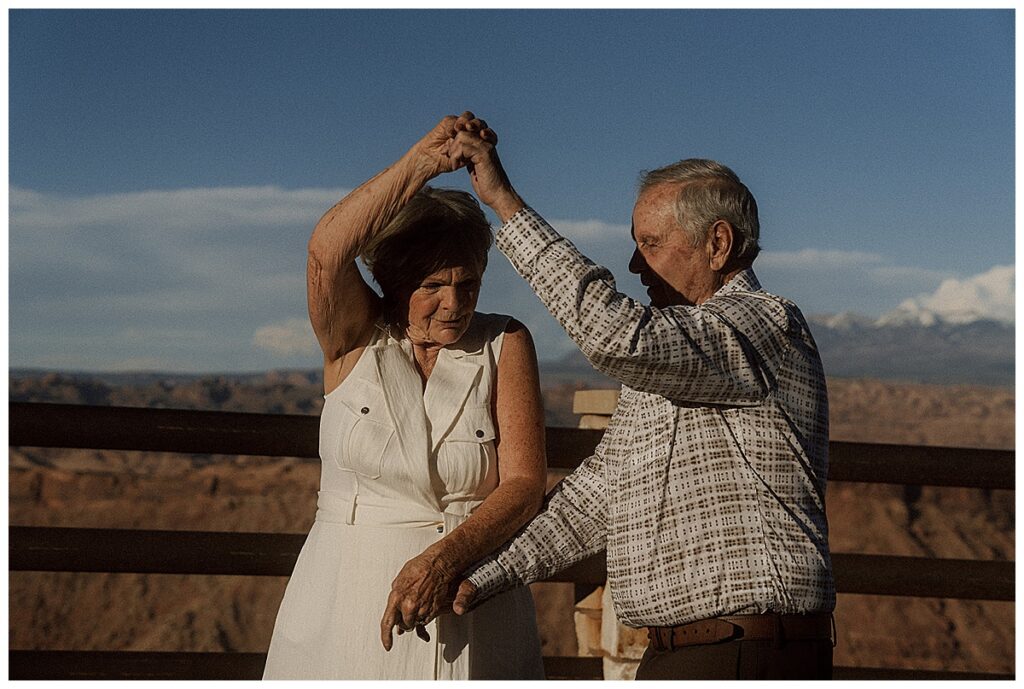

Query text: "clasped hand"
[412, 111, 518, 212]
[379, 549, 479, 650]
[378, 549, 453, 650]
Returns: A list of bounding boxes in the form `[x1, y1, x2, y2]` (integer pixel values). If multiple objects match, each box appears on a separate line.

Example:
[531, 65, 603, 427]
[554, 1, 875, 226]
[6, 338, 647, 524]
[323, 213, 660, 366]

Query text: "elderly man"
[441, 114, 835, 679]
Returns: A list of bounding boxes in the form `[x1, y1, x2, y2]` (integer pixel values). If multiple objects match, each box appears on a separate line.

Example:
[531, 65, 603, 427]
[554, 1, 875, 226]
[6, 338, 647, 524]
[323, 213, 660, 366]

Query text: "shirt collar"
[713, 267, 761, 298]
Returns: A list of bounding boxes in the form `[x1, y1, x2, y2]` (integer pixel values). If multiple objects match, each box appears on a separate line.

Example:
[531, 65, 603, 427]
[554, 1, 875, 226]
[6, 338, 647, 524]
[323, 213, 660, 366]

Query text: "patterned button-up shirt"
[466, 207, 835, 627]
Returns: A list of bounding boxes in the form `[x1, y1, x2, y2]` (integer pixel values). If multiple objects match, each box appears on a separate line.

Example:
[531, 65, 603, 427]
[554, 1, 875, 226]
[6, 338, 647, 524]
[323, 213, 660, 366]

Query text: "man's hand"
[379, 551, 458, 651]
[452, 579, 479, 616]
[448, 111, 525, 222]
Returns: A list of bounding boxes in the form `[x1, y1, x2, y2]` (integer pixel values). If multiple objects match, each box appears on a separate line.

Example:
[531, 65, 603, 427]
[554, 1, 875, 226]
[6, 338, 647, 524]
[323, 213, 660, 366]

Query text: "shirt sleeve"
[496, 206, 794, 405]
[464, 447, 609, 601]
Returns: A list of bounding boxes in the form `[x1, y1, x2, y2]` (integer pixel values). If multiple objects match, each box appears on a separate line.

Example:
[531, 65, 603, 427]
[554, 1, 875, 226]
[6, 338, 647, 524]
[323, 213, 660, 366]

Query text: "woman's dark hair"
[361, 187, 493, 322]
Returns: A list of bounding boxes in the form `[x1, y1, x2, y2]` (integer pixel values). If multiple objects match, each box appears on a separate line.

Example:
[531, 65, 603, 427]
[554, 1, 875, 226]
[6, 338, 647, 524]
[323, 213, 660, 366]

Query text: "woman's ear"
[707, 220, 735, 271]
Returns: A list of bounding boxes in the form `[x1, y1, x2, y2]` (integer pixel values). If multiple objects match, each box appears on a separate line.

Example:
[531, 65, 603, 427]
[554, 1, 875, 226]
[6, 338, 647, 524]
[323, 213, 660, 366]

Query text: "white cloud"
[10, 184, 333, 371]
[10, 185, 349, 233]
[863, 264, 956, 285]
[10, 183, 1006, 371]
[757, 249, 953, 284]
[752, 248, 959, 317]
[549, 219, 629, 242]
[757, 248, 886, 270]
[253, 318, 319, 357]
[885, 265, 1014, 324]
[9, 185, 336, 304]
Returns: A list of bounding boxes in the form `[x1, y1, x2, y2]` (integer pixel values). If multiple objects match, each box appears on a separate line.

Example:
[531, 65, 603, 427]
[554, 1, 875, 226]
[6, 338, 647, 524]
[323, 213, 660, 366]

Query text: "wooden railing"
[8, 402, 1016, 680]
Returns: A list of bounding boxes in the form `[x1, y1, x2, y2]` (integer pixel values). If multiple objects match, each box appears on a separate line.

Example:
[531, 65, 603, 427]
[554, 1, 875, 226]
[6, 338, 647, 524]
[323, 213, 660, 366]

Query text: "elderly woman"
[261, 114, 547, 680]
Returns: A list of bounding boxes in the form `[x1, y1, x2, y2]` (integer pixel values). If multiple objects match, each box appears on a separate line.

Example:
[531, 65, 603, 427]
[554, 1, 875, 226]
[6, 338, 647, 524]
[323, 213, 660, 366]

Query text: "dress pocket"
[334, 384, 395, 479]
[438, 405, 497, 495]
[445, 405, 497, 444]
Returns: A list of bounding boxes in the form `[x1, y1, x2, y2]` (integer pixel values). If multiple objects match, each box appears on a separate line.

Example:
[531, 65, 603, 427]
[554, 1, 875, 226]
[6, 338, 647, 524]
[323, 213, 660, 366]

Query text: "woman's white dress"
[263, 312, 545, 680]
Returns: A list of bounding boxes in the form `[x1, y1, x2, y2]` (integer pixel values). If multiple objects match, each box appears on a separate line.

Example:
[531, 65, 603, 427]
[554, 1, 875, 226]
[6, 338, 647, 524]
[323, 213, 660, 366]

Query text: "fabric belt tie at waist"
[314, 490, 474, 531]
[647, 613, 834, 652]
[315, 490, 358, 525]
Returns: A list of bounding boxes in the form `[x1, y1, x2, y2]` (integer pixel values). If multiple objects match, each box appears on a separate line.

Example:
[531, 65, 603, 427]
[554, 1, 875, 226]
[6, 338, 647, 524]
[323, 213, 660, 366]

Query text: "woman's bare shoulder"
[496, 317, 537, 369]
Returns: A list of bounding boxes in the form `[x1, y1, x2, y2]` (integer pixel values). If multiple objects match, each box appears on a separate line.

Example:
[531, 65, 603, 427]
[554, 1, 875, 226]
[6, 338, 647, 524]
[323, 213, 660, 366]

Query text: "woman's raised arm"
[306, 115, 465, 391]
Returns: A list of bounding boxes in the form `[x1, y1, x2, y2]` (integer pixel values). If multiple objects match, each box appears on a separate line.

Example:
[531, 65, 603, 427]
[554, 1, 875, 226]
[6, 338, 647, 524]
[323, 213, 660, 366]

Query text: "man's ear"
[707, 220, 734, 271]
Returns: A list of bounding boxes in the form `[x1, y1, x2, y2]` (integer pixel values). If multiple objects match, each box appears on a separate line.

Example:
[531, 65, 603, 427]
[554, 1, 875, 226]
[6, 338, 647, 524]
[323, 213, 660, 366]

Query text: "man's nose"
[628, 248, 645, 274]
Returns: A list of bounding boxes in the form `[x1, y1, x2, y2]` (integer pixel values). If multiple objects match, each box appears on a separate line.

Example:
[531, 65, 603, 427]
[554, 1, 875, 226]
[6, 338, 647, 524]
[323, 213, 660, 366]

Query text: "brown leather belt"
[647, 613, 834, 652]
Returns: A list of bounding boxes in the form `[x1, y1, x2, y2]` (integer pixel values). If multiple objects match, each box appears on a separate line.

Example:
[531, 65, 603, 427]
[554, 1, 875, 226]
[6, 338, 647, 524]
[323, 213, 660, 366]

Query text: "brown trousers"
[635, 638, 833, 680]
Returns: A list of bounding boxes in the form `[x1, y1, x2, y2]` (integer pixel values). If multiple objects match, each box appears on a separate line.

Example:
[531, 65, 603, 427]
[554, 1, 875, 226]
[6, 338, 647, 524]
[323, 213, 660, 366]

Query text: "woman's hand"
[407, 111, 523, 222]
[408, 114, 471, 180]
[407, 112, 504, 182]
[379, 549, 458, 651]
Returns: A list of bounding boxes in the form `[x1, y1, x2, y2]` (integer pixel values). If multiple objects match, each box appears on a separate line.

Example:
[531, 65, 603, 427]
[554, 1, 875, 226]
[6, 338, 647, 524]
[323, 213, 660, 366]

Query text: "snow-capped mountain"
[814, 311, 878, 331]
[807, 312, 1013, 387]
[800, 264, 1014, 386]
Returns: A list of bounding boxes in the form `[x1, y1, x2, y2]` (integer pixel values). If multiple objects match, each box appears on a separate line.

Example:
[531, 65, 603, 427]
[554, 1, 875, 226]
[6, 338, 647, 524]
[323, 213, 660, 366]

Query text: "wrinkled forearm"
[307, 148, 433, 269]
[464, 453, 609, 602]
[306, 148, 436, 358]
[423, 476, 543, 579]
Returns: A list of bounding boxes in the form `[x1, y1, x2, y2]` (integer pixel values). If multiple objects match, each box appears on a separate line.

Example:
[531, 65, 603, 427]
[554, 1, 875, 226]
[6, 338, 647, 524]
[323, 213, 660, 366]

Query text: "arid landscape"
[8, 371, 1015, 676]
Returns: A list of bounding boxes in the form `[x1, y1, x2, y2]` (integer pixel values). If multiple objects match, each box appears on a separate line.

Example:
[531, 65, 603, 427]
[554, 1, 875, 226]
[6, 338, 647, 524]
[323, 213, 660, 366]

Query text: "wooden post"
[570, 390, 645, 679]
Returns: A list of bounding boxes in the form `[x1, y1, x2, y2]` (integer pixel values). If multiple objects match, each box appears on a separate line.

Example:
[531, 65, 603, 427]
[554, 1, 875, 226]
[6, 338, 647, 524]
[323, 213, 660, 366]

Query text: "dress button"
[360, 407, 369, 414]
[475, 429, 485, 438]
[436, 525, 444, 534]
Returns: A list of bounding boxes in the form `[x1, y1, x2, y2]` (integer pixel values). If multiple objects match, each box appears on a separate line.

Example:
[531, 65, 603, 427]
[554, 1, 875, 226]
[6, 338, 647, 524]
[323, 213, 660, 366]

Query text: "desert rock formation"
[8, 373, 1014, 675]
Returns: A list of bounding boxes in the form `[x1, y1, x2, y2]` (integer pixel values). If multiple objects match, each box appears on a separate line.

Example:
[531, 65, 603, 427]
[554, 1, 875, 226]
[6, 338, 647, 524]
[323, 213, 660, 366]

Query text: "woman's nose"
[441, 288, 461, 312]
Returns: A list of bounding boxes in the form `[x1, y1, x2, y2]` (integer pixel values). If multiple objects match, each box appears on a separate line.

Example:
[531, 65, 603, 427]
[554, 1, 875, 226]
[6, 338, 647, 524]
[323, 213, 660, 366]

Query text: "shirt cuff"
[464, 557, 515, 603]
[495, 205, 563, 278]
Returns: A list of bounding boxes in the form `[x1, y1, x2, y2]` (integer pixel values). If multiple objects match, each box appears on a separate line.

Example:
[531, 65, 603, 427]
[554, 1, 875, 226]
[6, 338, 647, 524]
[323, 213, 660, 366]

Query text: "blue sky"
[8, 9, 1015, 372]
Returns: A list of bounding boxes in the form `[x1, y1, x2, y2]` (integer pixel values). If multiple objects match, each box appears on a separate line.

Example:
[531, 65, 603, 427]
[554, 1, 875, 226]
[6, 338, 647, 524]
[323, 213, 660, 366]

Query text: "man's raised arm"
[450, 114, 792, 406]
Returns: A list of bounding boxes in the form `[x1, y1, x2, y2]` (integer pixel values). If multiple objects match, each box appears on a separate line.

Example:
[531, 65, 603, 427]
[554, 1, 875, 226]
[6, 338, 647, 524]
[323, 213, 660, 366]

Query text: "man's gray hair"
[638, 159, 760, 261]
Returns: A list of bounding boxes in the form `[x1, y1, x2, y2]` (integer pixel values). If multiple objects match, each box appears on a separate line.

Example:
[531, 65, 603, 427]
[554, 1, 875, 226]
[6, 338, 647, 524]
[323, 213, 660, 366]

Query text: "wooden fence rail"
[6, 650, 605, 681]
[9, 402, 1015, 487]
[9, 402, 1016, 680]
[8, 526, 1015, 601]
[7, 650, 1013, 681]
